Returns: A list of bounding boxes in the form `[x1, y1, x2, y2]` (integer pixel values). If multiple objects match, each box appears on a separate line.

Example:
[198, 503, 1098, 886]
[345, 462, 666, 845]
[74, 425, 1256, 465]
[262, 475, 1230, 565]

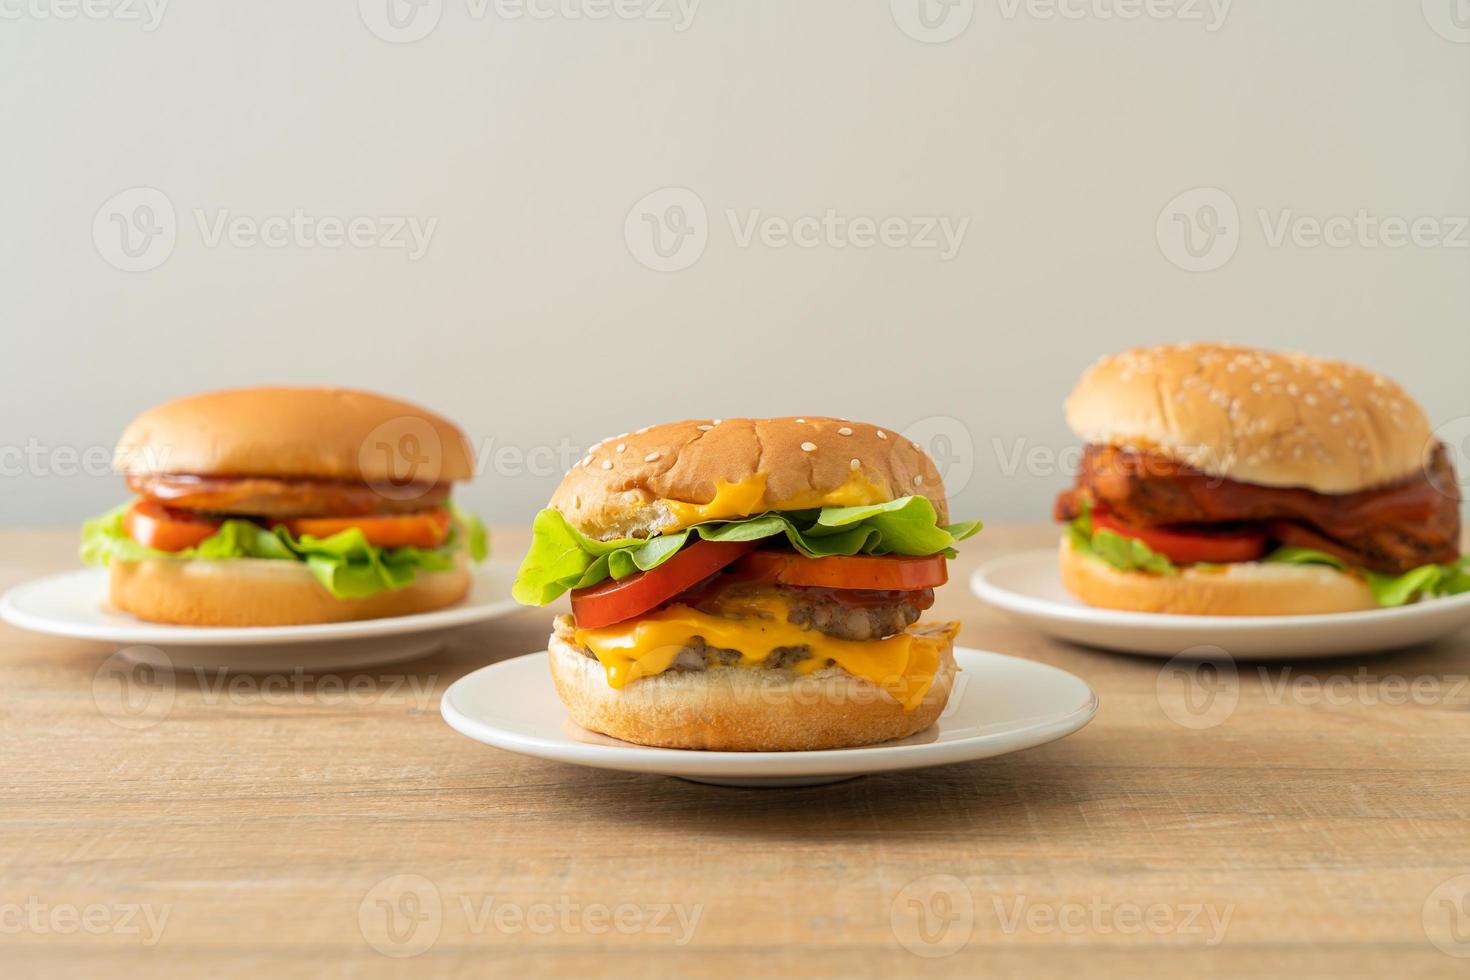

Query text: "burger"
[1054, 343, 1467, 615]
[512, 417, 980, 751]
[81, 387, 488, 626]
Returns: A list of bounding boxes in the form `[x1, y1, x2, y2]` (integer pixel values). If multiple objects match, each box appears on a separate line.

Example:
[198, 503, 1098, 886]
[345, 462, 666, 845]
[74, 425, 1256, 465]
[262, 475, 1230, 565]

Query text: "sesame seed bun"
[115, 387, 476, 485]
[1064, 343, 1434, 494]
[1059, 538, 1379, 616]
[108, 554, 472, 626]
[550, 417, 948, 539]
[547, 631, 958, 751]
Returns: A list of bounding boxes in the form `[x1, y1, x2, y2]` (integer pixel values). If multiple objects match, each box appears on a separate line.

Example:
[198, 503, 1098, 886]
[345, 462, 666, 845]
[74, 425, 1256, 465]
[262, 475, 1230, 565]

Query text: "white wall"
[2, 1, 1467, 528]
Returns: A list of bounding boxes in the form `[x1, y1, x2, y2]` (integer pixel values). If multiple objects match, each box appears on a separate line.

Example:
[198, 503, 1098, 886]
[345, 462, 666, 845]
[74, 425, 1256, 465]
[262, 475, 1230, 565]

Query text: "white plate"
[440, 647, 1098, 787]
[0, 561, 523, 671]
[972, 550, 1470, 659]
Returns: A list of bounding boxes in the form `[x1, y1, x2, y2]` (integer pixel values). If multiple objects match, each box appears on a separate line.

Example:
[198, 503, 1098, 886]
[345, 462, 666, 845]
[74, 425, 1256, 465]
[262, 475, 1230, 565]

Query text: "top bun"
[1065, 343, 1435, 494]
[551, 417, 948, 540]
[115, 387, 476, 484]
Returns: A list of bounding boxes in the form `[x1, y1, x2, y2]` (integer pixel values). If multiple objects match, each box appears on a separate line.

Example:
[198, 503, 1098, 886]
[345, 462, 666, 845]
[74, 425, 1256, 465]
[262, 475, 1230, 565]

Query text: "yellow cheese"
[573, 596, 957, 711]
[663, 478, 770, 527]
[660, 474, 893, 532]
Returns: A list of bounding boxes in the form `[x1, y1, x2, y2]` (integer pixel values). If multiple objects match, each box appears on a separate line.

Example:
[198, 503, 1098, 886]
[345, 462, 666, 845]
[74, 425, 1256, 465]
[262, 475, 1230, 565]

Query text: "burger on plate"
[82, 387, 488, 626]
[512, 417, 981, 751]
[1054, 343, 1467, 615]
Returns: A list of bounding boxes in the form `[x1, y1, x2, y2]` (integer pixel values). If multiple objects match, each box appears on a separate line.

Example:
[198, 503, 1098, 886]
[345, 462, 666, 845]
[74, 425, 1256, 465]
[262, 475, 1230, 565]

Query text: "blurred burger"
[82, 387, 487, 626]
[1054, 343, 1466, 615]
[513, 417, 980, 751]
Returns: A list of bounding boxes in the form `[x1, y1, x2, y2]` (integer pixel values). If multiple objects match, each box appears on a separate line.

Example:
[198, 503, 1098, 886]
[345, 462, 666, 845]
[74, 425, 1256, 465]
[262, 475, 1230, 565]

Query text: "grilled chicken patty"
[1054, 443, 1461, 574]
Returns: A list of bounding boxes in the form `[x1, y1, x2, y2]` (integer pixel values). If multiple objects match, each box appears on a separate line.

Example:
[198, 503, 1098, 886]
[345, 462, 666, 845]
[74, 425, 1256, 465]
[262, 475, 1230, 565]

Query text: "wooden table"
[4, 524, 1469, 978]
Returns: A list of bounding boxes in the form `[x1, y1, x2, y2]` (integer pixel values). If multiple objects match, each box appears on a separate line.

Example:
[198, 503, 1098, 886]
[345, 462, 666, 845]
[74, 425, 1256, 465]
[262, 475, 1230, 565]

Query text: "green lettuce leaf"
[1065, 502, 1176, 576]
[1264, 547, 1470, 608]
[512, 496, 981, 606]
[81, 502, 489, 600]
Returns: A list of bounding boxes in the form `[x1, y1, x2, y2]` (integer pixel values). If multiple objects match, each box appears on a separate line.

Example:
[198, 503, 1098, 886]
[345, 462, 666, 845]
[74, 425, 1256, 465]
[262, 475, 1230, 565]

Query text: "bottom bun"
[109, 555, 471, 626]
[1059, 538, 1379, 616]
[548, 632, 957, 751]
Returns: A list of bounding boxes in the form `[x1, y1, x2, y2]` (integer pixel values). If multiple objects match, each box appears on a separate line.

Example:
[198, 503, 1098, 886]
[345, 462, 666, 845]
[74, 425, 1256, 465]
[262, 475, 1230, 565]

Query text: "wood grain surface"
[3, 524, 1469, 978]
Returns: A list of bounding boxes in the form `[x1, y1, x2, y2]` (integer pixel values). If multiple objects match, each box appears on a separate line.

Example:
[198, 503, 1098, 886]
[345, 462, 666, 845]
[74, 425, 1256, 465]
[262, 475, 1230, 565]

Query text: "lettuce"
[81, 502, 488, 600]
[1065, 503, 1176, 576]
[1264, 547, 1470, 608]
[512, 496, 981, 605]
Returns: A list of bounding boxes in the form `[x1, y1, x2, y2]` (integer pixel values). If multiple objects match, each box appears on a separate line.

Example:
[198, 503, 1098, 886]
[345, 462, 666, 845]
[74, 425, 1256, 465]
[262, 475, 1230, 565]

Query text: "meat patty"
[554, 581, 934, 671]
[685, 583, 933, 642]
[779, 589, 927, 641]
[128, 473, 451, 517]
[1054, 443, 1461, 574]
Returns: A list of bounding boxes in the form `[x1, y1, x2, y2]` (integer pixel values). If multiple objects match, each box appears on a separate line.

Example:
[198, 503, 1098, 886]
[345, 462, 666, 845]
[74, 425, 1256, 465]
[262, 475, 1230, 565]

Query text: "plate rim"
[971, 548, 1470, 631]
[440, 646, 1099, 777]
[0, 560, 524, 646]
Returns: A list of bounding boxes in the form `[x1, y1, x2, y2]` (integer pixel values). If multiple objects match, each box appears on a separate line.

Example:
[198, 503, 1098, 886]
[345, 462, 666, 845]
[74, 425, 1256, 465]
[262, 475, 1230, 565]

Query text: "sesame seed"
[911, 442, 921, 451]
[696, 425, 712, 431]
[644, 451, 661, 462]
[876, 431, 888, 440]
[837, 427, 853, 436]
[712, 419, 722, 425]
[849, 458, 861, 470]
[913, 475, 923, 486]
[600, 460, 612, 470]
[616, 443, 626, 453]
[579, 455, 592, 467]
[635, 427, 649, 435]
[795, 418, 806, 424]
[800, 442, 817, 452]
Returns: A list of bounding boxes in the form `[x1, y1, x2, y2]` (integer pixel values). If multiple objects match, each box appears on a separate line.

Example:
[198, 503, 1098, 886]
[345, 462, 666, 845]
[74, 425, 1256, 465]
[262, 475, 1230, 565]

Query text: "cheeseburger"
[1054, 343, 1467, 615]
[513, 418, 980, 751]
[82, 387, 487, 626]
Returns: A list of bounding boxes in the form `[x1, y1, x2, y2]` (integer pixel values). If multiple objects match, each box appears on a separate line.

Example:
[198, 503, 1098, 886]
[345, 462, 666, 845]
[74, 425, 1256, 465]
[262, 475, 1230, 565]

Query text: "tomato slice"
[730, 551, 948, 591]
[570, 539, 760, 629]
[1091, 512, 1267, 564]
[125, 499, 222, 552]
[277, 508, 452, 549]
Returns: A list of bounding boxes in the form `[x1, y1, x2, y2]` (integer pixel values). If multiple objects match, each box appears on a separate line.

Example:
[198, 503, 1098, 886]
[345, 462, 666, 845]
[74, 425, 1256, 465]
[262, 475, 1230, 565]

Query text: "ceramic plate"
[0, 561, 523, 671]
[440, 646, 1098, 787]
[972, 549, 1470, 659]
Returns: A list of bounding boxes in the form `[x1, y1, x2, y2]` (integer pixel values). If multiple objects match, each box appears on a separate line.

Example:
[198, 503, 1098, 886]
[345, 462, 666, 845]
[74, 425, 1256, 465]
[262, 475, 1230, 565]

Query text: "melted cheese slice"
[660, 474, 895, 532]
[573, 596, 958, 711]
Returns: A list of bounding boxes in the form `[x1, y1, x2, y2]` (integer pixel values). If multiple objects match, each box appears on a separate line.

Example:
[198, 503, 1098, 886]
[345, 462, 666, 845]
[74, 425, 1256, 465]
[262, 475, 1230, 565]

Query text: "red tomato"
[276, 508, 452, 549]
[570, 539, 761, 629]
[730, 551, 948, 591]
[1092, 513, 1267, 564]
[124, 499, 222, 552]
